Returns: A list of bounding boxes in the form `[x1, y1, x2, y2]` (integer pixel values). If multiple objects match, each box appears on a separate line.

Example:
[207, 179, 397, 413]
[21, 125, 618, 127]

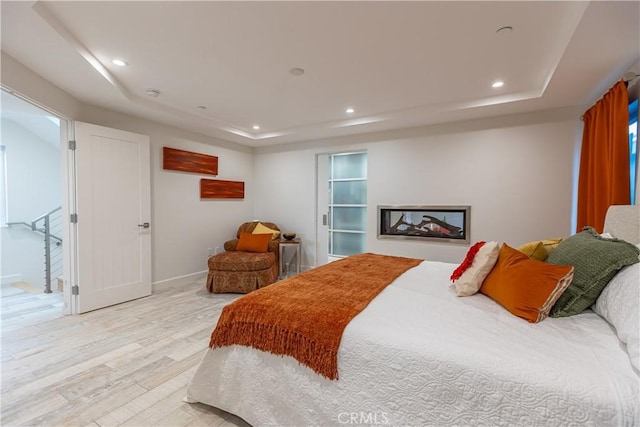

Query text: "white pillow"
[602, 233, 640, 260]
[452, 241, 500, 297]
[594, 263, 640, 372]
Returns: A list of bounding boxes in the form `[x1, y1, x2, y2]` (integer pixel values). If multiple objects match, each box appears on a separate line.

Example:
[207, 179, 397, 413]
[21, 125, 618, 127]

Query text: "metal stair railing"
[7, 206, 63, 293]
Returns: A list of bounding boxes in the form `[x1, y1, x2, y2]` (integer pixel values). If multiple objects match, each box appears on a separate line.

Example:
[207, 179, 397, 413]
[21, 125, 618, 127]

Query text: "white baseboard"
[151, 265, 316, 292]
[152, 270, 208, 292]
[1, 274, 22, 286]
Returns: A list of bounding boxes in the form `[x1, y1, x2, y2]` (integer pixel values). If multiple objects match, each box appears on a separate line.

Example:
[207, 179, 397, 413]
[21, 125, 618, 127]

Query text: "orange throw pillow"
[480, 244, 574, 323]
[236, 232, 272, 253]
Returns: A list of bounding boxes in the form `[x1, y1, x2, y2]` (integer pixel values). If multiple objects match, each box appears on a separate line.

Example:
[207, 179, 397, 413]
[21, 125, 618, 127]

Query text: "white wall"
[253, 109, 581, 268]
[1, 118, 61, 285]
[2, 119, 61, 221]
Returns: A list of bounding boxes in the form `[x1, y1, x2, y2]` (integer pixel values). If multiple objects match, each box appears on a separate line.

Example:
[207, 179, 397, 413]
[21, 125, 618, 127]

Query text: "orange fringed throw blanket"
[209, 252, 422, 380]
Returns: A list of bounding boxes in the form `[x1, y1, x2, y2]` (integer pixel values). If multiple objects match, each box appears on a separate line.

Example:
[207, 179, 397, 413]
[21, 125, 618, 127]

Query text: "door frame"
[315, 153, 329, 268]
[2, 89, 152, 315]
[61, 119, 74, 314]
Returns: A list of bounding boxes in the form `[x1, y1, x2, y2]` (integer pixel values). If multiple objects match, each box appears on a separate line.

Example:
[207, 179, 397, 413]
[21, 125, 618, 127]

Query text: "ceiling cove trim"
[253, 105, 582, 155]
[536, 1, 589, 101]
[32, 2, 128, 98]
[31, 1, 259, 141]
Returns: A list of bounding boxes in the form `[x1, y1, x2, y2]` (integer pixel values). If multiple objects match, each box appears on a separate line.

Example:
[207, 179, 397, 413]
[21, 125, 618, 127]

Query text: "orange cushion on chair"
[236, 232, 272, 253]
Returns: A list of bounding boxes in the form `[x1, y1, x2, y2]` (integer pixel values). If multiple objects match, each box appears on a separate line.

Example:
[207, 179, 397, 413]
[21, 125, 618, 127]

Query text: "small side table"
[279, 238, 301, 278]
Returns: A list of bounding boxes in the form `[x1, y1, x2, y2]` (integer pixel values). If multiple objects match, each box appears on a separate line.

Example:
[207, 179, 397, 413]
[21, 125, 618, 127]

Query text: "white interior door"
[316, 154, 329, 266]
[73, 122, 151, 313]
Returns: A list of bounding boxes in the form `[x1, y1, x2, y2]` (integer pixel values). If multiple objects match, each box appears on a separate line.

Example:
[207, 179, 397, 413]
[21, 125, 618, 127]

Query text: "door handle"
[138, 222, 150, 229]
[322, 214, 327, 226]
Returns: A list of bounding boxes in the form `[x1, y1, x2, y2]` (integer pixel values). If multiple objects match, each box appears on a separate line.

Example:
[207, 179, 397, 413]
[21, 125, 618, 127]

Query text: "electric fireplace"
[377, 205, 470, 244]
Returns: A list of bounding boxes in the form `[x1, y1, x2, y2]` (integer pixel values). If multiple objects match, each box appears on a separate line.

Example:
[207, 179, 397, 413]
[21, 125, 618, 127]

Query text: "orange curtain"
[576, 81, 630, 233]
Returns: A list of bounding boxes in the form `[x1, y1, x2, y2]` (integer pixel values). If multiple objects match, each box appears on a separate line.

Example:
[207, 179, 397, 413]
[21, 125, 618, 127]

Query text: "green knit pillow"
[547, 227, 639, 318]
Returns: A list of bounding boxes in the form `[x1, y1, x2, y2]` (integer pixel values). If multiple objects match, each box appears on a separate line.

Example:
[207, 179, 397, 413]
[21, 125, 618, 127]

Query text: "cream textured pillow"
[252, 222, 280, 240]
[451, 241, 500, 296]
[594, 263, 640, 372]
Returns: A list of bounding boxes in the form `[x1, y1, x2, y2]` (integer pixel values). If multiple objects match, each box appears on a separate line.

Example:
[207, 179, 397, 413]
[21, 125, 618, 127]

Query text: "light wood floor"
[1, 280, 251, 427]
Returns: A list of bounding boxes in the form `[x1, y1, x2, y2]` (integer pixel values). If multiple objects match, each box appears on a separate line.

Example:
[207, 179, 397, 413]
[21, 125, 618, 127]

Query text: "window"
[629, 99, 638, 204]
[328, 152, 367, 257]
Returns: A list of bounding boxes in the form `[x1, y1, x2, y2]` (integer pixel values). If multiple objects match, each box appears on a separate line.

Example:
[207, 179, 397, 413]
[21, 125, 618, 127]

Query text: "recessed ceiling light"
[346, 108, 355, 114]
[253, 125, 260, 130]
[197, 105, 207, 110]
[289, 67, 305, 76]
[145, 89, 161, 97]
[111, 58, 128, 66]
[492, 81, 504, 88]
[496, 26, 513, 35]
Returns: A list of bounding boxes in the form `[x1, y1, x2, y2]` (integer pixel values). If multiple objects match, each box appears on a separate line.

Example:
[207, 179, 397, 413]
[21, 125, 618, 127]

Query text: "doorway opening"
[1, 89, 65, 310]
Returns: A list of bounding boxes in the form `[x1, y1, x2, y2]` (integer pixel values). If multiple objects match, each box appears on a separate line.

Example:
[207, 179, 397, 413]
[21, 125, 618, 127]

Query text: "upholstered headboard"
[603, 205, 640, 245]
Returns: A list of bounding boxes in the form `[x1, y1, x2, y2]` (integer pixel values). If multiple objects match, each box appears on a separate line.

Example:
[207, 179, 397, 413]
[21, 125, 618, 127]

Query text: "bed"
[186, 205, 640, 426]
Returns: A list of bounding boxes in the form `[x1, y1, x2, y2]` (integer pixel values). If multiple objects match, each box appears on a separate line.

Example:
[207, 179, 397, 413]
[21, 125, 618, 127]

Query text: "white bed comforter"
[186, 261, 639, 426]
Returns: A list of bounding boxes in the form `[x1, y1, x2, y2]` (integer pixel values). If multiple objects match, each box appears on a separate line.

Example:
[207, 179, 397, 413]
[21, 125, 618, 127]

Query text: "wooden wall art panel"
[200, 179, 245, 199]
[163, 147, 218, 176]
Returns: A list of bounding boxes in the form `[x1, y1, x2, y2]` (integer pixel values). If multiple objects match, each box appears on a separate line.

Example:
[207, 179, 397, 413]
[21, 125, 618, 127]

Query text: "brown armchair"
[206, 221, 280, 293]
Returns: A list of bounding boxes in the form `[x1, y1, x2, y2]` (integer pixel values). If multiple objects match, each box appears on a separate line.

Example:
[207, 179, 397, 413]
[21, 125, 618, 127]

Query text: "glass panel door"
[328, 152, 367, 258]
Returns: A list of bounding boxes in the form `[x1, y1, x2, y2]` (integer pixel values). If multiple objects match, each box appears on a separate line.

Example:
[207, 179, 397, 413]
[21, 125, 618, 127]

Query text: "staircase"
[7, 206, 63, 293]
